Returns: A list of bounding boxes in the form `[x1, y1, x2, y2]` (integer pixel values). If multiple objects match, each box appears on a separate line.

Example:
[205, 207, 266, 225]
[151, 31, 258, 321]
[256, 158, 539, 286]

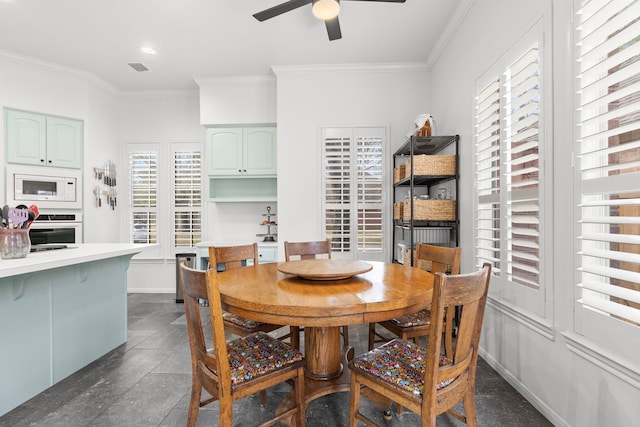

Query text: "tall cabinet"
[392, 135, 459, 265]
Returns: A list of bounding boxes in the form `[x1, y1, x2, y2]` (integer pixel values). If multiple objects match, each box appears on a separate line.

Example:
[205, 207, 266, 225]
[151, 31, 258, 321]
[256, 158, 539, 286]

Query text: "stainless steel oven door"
[29, 221, 83, 244]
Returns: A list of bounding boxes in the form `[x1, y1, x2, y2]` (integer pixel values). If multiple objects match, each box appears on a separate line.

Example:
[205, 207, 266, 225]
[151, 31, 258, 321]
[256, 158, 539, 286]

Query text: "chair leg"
[367, 323, 376, 350]
[349, 374, 361, 427]
[294, 367, 307, 427]
[259, 390, 267, 406]
[290, 326, 300, 350]
[187, 384, 202, 427]
[463, 390, 479, 427]
[219, 396, 234, 426]
[342, 326, 349, 347]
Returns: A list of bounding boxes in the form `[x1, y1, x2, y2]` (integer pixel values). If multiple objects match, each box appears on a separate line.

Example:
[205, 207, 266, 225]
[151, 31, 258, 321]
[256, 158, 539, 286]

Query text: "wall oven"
[29, 212, 83, 245]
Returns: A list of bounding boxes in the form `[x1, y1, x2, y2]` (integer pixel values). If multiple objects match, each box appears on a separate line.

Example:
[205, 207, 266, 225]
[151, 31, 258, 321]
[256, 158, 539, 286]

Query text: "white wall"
[83, 84, 122, 243]
[0, 52, 120, 243]
[196, 76, 277, 125]
[117, 90, 205, 293]
[428, 1, 639, 426]
[273, 64, 430, 260]
[196, 77, 279, 251]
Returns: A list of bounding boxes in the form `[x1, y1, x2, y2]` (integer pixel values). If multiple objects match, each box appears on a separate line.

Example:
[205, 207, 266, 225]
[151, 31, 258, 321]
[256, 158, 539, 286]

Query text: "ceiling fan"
[253, 0, 407, 41]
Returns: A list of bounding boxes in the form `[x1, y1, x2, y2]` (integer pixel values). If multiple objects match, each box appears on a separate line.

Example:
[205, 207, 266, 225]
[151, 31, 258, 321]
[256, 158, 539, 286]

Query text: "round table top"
[216, 260, 434, 327]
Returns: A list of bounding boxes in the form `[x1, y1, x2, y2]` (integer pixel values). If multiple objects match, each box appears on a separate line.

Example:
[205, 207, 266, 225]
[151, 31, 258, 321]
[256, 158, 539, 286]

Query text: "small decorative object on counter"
[258, 206, 277, 242]
[0, 228, 31, 259]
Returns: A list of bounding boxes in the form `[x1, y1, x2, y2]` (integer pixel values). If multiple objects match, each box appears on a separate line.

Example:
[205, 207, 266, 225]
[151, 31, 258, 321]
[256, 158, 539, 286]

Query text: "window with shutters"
[127, 142, 203, 256]
[172, 143, 202, 251]
[474, 21, 547, 317]
[574, 0, 640, 359]
[129, 145, 158, 245]
[322, 127, 386, 261]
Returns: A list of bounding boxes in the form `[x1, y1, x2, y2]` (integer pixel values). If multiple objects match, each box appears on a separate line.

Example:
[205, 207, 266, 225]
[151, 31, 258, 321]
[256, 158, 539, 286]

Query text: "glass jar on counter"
[0, 228, 31, 259]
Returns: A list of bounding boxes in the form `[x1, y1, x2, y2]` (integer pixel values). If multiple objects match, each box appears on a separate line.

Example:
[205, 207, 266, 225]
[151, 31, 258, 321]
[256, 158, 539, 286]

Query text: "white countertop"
[0, 243, 153, 278]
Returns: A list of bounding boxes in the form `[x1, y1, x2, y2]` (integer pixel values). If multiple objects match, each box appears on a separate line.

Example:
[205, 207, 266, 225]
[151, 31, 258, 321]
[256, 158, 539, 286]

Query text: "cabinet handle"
[238, 169, 242, 173]
[48, 160, 52, 163]
[243, 169, 247, 173]
[40, 159, 45, 163]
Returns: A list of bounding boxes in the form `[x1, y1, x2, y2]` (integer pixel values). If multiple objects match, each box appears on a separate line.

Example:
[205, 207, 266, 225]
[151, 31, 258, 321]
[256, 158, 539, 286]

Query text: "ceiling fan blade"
[325, 16, 342, 41]
[253, 0, 313, 22]
[342, 0, 406, 2]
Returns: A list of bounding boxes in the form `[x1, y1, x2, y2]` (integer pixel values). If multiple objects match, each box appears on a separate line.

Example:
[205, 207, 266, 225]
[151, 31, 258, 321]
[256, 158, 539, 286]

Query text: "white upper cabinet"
[5, 109, 83, 169]
[206, 126, 276, 176]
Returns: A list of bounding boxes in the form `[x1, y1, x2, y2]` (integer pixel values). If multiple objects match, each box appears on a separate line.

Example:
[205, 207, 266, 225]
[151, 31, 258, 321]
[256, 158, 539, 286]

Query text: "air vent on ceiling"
[127, 62, 150, 72]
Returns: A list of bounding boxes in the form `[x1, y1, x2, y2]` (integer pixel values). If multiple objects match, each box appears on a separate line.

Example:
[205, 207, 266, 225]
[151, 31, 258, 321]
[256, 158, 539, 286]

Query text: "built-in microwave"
[6, 165, 82, 210]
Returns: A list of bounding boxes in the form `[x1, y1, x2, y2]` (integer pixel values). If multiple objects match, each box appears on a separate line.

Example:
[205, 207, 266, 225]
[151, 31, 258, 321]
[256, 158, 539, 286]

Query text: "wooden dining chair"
[368, 243, 462, 357]
[349, 263, 492, 427]
[209, 243, 299, 351]
[178, 260, 306, 427]
[284, 239, 349, 347]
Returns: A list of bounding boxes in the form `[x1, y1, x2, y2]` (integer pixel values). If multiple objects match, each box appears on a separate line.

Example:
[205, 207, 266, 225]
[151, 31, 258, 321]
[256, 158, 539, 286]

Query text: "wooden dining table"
[216, 259, 434, 418]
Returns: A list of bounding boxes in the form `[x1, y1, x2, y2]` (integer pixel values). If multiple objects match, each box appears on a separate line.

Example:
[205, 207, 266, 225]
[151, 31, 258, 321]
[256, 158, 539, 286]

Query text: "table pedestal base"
[277, 326, 391, 426]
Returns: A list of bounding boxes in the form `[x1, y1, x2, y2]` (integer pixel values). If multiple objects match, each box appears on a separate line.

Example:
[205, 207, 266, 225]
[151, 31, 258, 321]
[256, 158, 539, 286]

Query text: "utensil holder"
[0, 228, 31, 259]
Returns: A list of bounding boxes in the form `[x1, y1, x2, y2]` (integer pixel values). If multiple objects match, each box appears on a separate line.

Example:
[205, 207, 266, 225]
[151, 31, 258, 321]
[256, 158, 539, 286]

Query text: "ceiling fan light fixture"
[312, 0, 340, 20]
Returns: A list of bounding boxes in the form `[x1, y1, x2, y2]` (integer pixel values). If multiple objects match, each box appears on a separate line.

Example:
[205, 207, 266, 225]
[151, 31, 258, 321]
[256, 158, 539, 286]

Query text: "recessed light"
[141, 46, 156, 55]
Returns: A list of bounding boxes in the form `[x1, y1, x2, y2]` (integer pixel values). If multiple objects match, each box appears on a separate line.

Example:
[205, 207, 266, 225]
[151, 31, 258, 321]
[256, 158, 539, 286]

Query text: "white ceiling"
[0, 0, 468, 91]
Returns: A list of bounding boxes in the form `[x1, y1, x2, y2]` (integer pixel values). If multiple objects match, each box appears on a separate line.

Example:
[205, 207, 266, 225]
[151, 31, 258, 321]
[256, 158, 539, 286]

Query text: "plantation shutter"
[475, 77, 502, 275]
[355, 129, 384, 253]
[172, 145, 202, 251]
[576, 0, 640, 327]
[324, 131, 352, 253]
[504, 44, 541, 290]
[474, 22, 545, 315]
[129, 147, 158, 244]
[323, 127, 386, 259]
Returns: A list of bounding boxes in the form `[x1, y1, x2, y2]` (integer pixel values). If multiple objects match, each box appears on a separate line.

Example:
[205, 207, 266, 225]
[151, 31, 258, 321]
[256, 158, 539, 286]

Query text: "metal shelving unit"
[392, 135, 460, 265]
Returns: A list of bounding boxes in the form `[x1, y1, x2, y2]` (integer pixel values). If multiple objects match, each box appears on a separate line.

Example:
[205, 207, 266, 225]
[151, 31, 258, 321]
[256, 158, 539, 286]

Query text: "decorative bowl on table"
[277, 259, 373, 281]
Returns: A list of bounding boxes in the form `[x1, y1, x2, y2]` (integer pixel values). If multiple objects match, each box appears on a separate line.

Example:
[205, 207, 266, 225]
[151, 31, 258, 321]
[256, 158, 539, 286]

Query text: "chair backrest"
[178, 260, 232, 396]
[208, 243, 259, 271]
[284, 240, 331, 261]
[414, 243, 461, 275]
[422, 263, 492, 413]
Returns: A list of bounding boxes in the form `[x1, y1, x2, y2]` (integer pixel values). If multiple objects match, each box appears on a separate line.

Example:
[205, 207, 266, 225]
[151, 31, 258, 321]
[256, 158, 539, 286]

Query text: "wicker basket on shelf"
[393, 202, 404, 220]
[403, 199, 456, 221]
[402, 247, 413, 266]
[393, 164, 406, 183]
[405, 154, 456, 176]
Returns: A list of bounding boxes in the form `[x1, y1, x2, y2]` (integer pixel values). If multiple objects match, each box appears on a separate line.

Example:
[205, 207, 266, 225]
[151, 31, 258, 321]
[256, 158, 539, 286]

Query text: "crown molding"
[193, 74, 276, 87]
[0, 49, 120, 95]
[271, 62, 429, 76]
[425, 0, 476, 70]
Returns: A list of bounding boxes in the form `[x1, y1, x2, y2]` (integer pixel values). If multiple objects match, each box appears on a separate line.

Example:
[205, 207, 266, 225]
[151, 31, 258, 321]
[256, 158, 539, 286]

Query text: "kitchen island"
[0, 244, 150, 416]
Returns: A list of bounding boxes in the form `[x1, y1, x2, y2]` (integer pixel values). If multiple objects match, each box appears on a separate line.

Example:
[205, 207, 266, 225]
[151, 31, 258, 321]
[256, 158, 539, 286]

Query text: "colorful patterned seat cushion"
[223, 311, 264, 330]
[226, 332, 303, 386]
[351, 339, 453, 396]
[389, 309, 431, 328]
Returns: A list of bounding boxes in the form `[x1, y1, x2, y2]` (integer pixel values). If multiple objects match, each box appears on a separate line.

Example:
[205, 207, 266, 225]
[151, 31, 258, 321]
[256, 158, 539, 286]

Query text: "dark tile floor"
[0, 293, 552, 426]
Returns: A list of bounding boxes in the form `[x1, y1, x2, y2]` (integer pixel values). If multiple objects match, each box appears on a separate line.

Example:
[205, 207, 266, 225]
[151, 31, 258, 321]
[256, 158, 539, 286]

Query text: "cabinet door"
[206, 128, 244, 175]
[5, 110, 47, 166]
[244, 127, 277, 176]
[257, 245, 277, 263]
[46, 117, 83, 169]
